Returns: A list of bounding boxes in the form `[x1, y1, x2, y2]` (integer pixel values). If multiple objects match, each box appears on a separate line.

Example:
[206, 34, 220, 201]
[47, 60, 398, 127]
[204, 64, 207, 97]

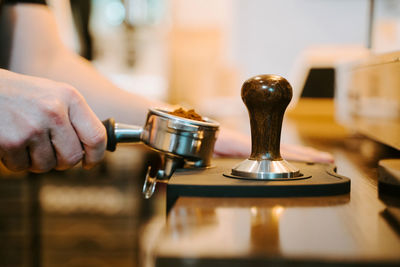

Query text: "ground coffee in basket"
[169, 108, 205, 122]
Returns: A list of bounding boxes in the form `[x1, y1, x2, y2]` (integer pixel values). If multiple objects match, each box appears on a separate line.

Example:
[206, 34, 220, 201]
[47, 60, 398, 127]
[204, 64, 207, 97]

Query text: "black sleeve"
[4, 0, 46, 4]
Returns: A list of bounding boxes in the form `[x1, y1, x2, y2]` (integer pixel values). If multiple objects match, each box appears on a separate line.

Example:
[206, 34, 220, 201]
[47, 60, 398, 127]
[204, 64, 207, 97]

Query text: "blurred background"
[48, 0, 400, 132]
[50, 0, 374, 106]
[2, 1, 400, 267]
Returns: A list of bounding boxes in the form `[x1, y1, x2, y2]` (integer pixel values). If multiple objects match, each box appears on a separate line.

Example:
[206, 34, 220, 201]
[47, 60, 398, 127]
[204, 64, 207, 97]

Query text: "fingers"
[44, 87, 104, 170]
[281, 144, 334, 163]
[213, 127, 251, 157]
[1, 126, 81, 173]
[214, 127, 334, 164]
[0, 89, 103, 173]
[25, 89, 84, 172]
[1, 120, 86, 173]
[1, 147, 30, 172]
[28, 131, 56, 173]
[0, 73, 106, 173]
[51, 128, 84, 171]
[49, 120, 84, 171]
[67, 92, 106, 169]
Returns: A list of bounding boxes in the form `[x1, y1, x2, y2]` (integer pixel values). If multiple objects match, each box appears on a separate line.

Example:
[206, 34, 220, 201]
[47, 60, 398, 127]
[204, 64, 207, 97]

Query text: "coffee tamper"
[166, 74, 350, 212]
[227, 74, 300, 180]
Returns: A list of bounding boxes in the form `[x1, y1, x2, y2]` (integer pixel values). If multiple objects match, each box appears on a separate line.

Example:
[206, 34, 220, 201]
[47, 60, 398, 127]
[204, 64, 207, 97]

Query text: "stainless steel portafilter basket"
[103, 108, 219, 198]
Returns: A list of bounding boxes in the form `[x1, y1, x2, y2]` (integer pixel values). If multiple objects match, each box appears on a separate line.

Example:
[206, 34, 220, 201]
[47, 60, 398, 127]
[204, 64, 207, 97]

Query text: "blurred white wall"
[372, 0, 400, 53]
[231, 0, 370, 81]
[181, 0, 371, 117]
[50, 0, 373, 111]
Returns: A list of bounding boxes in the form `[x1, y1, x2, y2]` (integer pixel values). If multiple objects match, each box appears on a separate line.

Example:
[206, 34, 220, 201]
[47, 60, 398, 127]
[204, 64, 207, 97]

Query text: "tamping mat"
[167, 158, 350, 212]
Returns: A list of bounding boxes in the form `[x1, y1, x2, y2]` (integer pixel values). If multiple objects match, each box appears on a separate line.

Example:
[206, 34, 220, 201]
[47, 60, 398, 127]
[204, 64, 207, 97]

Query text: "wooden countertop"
[0, 99, 398, 266]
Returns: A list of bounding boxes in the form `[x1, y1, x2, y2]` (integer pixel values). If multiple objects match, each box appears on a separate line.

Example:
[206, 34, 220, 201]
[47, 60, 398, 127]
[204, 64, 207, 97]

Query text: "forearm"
[5, 4, 170, 125]
[33, 49, 169, 125]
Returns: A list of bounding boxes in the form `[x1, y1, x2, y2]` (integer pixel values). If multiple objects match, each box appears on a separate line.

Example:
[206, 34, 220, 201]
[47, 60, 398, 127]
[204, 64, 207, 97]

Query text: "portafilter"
[102, 108, 219, 198]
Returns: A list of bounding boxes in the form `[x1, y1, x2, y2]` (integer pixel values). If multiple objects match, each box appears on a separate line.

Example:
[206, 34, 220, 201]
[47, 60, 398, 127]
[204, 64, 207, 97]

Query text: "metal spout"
[142, 155, 184, 199]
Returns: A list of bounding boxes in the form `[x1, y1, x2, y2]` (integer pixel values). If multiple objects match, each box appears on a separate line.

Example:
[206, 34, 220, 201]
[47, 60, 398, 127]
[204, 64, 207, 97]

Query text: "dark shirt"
[1, 0, 46, 11]
[4, 0, 46, 4]
[0, 0, 47, 68]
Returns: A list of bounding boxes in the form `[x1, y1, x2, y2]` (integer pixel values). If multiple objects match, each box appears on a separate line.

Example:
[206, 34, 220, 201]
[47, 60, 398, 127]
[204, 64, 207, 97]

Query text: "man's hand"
[0, 69, 106, 173]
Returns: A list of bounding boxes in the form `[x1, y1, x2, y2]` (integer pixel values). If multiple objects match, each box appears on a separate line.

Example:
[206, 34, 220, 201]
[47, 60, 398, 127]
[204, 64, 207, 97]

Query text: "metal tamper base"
[229, 159, 300, 180]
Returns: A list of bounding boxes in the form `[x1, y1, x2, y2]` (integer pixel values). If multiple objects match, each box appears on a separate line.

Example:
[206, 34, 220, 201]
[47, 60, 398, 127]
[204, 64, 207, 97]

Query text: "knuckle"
[86, 126, 107, 148]
[60, 83, 83, 103]
[41, 97, 64, 116]
[1, 156, 29, 172]
[39, 98, 65, 122]
[25, 123, 45, 140]
[1, 131, 36, 151]
[31, 160, 56, 173]
[1, 138, 25, 151]
[1, 123, 44, 151]
[4, 162, 29, 172]
[58, 150, 83, 170]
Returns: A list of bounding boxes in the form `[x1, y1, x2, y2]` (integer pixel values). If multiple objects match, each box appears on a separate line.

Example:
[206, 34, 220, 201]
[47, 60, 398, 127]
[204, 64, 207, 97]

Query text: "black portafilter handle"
[102, 118, 117, 152]
[241, 74, 293, 161]
[102, 118, 143, 152]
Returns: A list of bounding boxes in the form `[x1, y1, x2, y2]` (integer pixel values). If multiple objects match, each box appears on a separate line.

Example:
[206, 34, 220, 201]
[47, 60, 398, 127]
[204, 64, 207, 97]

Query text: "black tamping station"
[166, 74, 351, 212]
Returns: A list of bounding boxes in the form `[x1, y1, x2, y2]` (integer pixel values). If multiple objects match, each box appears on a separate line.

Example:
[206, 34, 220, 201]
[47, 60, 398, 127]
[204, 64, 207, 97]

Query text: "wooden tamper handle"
[229, 74, 299, 179]
[242, 74, 292, 161]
